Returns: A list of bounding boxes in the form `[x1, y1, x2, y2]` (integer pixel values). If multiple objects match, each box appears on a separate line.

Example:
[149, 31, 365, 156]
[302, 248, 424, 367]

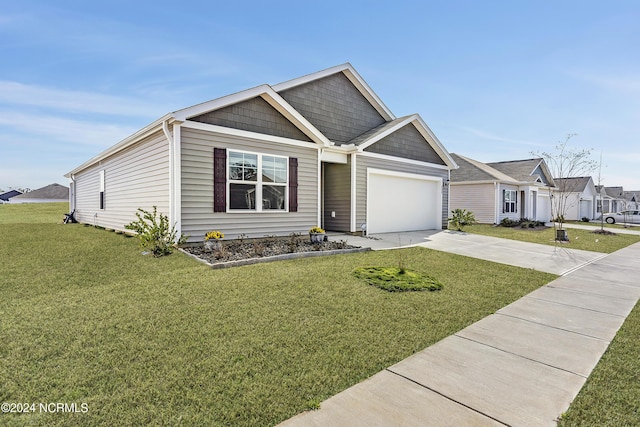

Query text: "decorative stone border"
[178, 246, 371, 269]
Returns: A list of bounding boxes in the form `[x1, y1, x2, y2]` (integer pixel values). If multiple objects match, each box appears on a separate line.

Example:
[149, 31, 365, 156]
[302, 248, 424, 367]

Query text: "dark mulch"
[592, 229, 617, 235]
[182, 235, 359, 264]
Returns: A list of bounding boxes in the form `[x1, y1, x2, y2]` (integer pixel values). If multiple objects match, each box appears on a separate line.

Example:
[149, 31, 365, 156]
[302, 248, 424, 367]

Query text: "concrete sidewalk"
[280, 238, 640, 427]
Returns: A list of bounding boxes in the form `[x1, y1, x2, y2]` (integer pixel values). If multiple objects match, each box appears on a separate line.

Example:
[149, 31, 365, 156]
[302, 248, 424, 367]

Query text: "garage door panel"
[367, 171, 441, 234]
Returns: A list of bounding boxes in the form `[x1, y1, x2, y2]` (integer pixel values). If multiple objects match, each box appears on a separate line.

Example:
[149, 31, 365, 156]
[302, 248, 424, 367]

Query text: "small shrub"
[500, 218, 519, 228]
[581, 217, 590, 222]
[213, 245, 229, 260]
[124, 206, 187, 257]
[448, 209, 476, 231]
[287, 232, 302, 253]
[252, 241, 265, 257]
[354, 266, 443, 292]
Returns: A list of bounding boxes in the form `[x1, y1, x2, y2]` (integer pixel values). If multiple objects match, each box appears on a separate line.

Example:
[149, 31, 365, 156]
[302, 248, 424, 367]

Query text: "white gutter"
[162, 120, 175, 229]
[162, 119, 182, 238]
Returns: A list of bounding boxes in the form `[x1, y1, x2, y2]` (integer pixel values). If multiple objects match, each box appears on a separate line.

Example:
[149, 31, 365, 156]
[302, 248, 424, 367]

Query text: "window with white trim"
[228, 150, 288, 211]
[503, 189, 517, 213]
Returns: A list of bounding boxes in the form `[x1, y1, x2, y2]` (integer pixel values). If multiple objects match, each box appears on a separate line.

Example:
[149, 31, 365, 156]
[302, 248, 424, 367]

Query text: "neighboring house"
[449, 154, 555, 224]
[597, 186, 626, 213]
[0, 189, 23, 203]
[552, 177, 597, 221]
[9, 183, 69, 204]
[65, 63, 457, 241]
[623, 191, 640, 210]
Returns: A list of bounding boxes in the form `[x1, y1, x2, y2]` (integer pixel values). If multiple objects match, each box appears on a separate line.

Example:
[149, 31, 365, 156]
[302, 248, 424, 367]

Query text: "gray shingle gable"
[189, 96, 312, 142]
[277, 72, 386, 144]
[364, 122, 446, 165]
[553, 177, 591, 193]
[11, 183, 68, 200]
[450, 154, 513, 182]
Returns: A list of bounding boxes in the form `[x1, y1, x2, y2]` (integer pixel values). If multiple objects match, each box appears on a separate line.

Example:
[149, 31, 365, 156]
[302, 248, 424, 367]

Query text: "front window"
[504, 190, 517, 213]
[228, 150, 287, 211]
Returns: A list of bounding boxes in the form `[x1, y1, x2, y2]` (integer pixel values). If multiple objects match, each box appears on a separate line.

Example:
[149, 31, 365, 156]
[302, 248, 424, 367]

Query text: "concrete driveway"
[332, 229, 608, 275]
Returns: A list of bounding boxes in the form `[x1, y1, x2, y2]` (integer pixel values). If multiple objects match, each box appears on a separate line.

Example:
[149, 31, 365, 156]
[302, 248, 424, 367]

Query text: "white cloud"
[0, 111, 137, 147]
[0, 81, 164, 118]
[454, 125, 547, 148]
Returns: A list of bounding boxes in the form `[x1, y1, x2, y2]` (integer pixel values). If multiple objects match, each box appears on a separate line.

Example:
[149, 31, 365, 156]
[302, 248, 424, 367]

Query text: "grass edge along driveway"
[463, 223, 640, 253]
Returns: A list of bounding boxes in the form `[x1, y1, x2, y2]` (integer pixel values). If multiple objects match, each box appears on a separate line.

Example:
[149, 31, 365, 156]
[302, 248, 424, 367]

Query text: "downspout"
[162, 120, 174, 227]
[69, 174, 76, 212]
[162, 120, 181, 238]
[495, 182, 499, 224]
[350, 153, 357, 233]
[318, 147, 322, 228]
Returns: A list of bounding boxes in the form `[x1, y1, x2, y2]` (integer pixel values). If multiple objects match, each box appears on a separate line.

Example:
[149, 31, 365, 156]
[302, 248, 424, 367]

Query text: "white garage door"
[580, 200, 593, 220]
[367, 169, 442, 234]
[537, 194, 552, 222]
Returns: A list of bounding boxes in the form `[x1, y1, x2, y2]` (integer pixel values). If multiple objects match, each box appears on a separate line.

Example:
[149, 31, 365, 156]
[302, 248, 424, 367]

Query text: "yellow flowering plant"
[309, 226, 325, 234]
[204, 230, 224, 240]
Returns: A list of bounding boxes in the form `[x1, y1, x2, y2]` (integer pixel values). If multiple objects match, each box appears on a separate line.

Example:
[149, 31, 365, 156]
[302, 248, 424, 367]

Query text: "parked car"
[602, 210, 640, 224]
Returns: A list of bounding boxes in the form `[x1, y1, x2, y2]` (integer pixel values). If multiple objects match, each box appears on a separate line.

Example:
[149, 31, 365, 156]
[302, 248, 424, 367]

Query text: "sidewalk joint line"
[453, 334, 589, 378]
[547, 284, 639, 302]
[522, 295, 627, 318]
[495, 312, 613, 342]
[385, 368, 512, 427]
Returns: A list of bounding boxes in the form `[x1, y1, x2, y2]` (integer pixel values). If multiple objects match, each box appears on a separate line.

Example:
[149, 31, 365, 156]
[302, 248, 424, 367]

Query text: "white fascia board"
[450, 180, 501, 186]
[356, 115, 416, 151]
[181, 120, 321, 150]
[259, 89, 331, 146]
[412, 115, 458, 169]
[367, 167, 444, 182]
[173, 85, 330, 146]
[537, 159, 556, 187]
[272, 63, 396, 121]
[65, 113, 172, 177]
[173, 85, 271, 121]
[359, 149, 451, 171]
[356, 114, 458, 170]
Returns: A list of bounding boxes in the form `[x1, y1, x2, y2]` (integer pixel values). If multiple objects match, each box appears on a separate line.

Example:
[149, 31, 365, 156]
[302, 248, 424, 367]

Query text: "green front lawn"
[0, 204, 557, 426]
[464, 223, 640, 253]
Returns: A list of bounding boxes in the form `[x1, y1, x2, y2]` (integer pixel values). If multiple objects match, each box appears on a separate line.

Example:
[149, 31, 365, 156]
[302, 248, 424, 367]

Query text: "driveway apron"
[280, 234, 640, 427]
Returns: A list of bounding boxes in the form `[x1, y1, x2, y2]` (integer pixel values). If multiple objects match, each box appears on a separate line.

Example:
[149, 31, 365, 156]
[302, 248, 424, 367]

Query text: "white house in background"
[596, 186, 626, 214]
[9, 183, 69, 204]
[65, 63, 458, 241]
[449, 154, 555, 224]
[552, 177, 597, 221]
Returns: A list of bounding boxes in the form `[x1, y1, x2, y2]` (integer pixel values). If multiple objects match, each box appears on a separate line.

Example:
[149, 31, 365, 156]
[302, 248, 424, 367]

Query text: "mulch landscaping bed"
[181, 235, 365, 267]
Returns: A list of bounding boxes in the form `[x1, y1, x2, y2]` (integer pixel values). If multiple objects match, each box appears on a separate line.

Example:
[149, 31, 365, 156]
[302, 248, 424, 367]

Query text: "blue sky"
[1, 0, 639, 191]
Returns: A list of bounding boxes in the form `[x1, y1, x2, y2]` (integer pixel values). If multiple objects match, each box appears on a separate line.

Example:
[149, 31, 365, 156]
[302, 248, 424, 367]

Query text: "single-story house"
[552, 176, 597, 221]
[0, 189, 23, 203]
[596, 186, 626, 214]
[9, 183, 69, 204]
[65, 63, 457, 241]
[449, 154, 555, 224]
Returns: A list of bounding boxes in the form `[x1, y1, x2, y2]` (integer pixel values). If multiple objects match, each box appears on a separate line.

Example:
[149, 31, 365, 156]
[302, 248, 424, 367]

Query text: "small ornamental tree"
[532, 134, 597, 241]
[125, 206, 187, 257]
